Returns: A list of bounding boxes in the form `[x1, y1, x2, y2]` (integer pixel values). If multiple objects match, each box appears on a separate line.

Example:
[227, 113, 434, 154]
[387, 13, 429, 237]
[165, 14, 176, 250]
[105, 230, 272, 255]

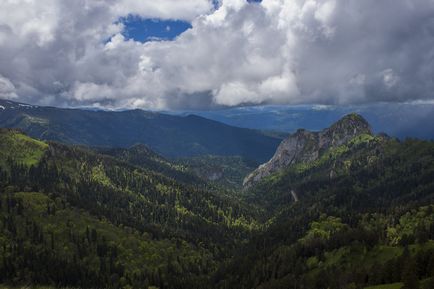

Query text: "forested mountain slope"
[176, 155, 258, 190]
[0, 99, 281, 163]
[0, 129, 258, 289]
[96, 144, 204, 187]
[222, 114, 434, 289]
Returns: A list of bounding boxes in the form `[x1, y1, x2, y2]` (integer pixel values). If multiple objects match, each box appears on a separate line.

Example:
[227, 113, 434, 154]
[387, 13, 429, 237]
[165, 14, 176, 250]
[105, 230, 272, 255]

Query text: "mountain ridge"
[0, 99, 282, 163]
[243, 113, 373, 187]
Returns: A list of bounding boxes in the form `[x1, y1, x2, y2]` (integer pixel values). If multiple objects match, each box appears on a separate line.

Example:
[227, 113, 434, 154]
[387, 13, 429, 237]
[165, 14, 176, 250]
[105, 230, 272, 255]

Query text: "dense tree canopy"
[1, 128, 434, 289]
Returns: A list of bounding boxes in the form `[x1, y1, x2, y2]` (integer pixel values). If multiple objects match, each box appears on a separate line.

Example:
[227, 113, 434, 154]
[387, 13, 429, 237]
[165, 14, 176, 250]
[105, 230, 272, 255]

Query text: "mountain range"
[189, 102, 434, 140]
[0, 99, 282, 163]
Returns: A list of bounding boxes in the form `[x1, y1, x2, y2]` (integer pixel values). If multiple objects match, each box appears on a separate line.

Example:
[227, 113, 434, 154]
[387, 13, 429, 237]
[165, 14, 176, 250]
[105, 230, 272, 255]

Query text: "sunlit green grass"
[0, 129, 48, 167]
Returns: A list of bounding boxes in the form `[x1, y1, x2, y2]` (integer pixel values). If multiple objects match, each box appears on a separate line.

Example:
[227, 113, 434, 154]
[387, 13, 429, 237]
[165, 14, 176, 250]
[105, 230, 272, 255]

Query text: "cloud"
[0, 0, 433, 109]
[112, 0, 213, 21]
[0, 75, 17, 99]
[381, 69, 399, 89]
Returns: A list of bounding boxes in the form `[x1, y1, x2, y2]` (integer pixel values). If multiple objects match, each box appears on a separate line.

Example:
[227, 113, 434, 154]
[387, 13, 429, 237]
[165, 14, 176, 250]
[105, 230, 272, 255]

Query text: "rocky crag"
[243, 113, 372, 187]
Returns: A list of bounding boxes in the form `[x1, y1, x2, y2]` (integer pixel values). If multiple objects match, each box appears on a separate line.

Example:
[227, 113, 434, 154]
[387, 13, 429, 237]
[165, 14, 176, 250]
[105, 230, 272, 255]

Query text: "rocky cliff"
[243, 113, 372, 187]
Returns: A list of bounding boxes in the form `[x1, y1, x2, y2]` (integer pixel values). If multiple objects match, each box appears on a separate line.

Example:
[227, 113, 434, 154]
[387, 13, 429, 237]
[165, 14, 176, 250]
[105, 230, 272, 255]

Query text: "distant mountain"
[0, 99, 282, 163]
[188, 102, 434, 140]
[244, 113, 373, 187]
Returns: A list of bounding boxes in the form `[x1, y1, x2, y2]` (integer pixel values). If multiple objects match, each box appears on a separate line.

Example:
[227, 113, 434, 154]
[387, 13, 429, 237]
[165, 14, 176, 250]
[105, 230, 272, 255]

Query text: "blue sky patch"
[120, 16, 192, 43]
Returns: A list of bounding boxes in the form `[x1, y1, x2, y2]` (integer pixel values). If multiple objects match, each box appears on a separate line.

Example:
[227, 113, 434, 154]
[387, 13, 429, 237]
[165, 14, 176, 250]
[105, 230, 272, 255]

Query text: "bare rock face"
[243, 113, 372, 188]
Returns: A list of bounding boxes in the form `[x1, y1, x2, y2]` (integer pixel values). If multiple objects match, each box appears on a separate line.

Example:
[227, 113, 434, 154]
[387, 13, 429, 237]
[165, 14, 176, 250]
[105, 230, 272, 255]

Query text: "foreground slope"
[0, 129, 258, 289]
[0, 99, 281, 163]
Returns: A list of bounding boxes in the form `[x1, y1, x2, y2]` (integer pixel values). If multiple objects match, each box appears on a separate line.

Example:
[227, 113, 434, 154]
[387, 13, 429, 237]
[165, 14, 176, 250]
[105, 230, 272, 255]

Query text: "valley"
[0, 101, 434, 289]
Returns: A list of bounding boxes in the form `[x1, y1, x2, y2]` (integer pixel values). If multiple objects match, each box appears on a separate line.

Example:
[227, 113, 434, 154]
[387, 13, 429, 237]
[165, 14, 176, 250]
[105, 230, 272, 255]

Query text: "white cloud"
[112, 0, 212, 21]
[381, 69, 399, 89]
[0, 75, 17, 99]
[214, 82, 256, 106]
[0, 0, 433, 109]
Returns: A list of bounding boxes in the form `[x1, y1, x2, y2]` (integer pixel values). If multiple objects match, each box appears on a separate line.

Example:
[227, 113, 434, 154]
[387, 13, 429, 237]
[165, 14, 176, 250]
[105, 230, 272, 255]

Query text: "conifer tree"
[402, 258, 419, 289]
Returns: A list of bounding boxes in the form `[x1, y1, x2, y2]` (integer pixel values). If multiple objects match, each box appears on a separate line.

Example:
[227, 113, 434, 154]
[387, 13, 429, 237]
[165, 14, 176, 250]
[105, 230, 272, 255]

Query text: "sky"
[0, 0, 434, 110]
[120, 17, 192, 43]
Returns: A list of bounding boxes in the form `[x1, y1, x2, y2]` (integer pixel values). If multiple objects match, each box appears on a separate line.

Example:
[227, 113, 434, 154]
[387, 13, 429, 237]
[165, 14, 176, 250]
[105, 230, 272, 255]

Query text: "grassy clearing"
[0, 130, 48, 167]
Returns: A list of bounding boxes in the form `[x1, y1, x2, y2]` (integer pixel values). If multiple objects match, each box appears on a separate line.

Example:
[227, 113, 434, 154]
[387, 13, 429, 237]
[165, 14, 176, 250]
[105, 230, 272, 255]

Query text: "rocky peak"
[129, 143, 155, 154]
[243, 113, 372, 188]
[328, 113, 370, 134]
[321, 113, 372, 148]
